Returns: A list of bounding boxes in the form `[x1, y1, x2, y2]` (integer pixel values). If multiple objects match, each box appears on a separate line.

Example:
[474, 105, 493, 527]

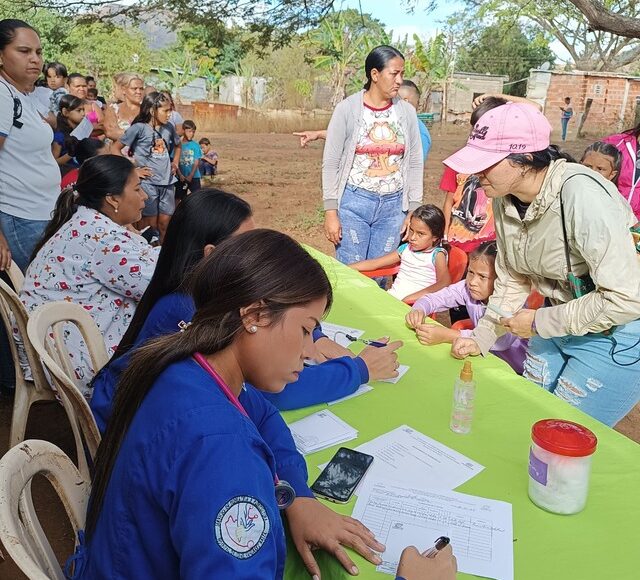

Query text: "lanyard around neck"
[192, 352, 297, 509]
[193, 352, 248, 418]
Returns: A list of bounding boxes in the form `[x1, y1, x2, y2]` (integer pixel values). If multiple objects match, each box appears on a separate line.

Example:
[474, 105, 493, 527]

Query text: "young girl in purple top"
[406, 241, 527, 374]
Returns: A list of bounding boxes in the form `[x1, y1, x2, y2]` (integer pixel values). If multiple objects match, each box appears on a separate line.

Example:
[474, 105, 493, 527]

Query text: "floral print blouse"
[20, 205, 159, 396]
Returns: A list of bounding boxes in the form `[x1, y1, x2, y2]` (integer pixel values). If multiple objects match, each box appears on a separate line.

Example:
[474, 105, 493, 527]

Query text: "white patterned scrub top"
[20, 205, 159, 396]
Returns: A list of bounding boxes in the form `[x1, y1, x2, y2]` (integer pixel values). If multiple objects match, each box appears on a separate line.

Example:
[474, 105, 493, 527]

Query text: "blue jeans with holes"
[523, 319, 640, 426]
[336, 185, 405, 265]
[0, 211, 48, 388]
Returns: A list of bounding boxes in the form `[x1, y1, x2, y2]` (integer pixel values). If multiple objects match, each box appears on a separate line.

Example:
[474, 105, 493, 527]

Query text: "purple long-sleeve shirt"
[412, 280, 528, 374]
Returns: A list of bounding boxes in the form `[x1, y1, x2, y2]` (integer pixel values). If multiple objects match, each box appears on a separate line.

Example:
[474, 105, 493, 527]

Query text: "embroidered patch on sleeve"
[214, 496, 270, 559]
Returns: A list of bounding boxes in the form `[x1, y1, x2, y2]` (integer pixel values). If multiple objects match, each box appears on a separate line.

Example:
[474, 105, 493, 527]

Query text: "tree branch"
[567, 0, 640, 38]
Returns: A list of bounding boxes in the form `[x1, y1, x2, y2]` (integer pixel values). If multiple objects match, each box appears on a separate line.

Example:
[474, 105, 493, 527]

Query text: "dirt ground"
[1, 125, 639, 578]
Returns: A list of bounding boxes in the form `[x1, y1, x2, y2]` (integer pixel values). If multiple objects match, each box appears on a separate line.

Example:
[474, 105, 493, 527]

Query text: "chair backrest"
[4, 260, 24, 292]
[38, 302, 109, 390]
[447, 246, 468, 284]
[27, 303, 103, 479]
[0, 440, 89, 580]
[0, 279, 52, 394]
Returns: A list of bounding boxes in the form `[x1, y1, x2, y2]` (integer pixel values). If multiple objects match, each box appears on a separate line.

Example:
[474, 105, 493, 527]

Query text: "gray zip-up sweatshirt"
[321, 90, 424, 212]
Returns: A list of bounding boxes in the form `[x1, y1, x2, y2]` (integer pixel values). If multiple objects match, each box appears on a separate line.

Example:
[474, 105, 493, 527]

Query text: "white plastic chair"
[27, 303, 104, 480]
[0, 278, 56, 448]
[4, 259, 24, 292]
[0, 439, 90, 580]
[38, 302, 109, 393]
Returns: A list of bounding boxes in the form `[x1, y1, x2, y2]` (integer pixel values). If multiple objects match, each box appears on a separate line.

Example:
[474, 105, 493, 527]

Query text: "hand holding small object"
[406, 309, 425, 329]
[500, 308, 537, 338]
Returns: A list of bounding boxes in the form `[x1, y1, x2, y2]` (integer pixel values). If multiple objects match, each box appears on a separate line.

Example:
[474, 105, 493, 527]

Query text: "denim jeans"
[561, 117, 569, 141]
[523, 319, 640, 426]
[0, 211, 48, 388]
[0, 211, 49, 272]
[336, 185, 405, 265]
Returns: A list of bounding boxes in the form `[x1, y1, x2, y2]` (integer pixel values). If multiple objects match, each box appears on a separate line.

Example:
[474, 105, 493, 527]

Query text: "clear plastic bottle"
[450, 361, 475, 434]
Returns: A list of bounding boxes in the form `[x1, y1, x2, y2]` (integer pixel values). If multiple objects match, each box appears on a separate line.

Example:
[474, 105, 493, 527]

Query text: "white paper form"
[352, 478, 514, 580]
[289, 410, 357, 455]
[354, 425, 484, 489]
[319, 322, 365, 348]
[70, 116, 94, 140]
[378, 364, 409, 384]
[327, 384, 373, 405]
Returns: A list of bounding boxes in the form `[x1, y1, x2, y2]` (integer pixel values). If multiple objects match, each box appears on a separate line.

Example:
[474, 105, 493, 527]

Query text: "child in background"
[580, 141, 621, 184]
[406, 241, 527, 374]
[52, 94, 86, 175]
[350, 204, 450, 302]
[177, 119, 203, 201]
[114, 91, 181, 243]
[86, 88, 103, 109]
[60, 138, 109, 188]
[45, 61, 68, 116]
[199, 137, 218, 181]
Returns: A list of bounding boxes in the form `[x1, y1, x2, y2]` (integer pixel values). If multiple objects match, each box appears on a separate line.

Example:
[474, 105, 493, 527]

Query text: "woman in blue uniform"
[90, 189, 401, 432]
[71, 229, 455, 579]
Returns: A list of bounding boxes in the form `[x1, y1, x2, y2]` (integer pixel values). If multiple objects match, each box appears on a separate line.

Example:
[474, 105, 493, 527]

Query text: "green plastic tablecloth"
[283, 248, 640, 580]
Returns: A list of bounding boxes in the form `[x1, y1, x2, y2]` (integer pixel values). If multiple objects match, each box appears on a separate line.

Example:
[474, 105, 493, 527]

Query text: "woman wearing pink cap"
[447, 102, 640, 427]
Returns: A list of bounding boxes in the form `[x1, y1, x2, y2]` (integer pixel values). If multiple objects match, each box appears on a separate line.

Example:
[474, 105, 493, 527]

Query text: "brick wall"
[533, 71, 640, 140]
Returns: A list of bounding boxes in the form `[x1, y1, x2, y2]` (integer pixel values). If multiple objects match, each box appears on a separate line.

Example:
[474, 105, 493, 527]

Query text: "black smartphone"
[311, 447, 374, 503]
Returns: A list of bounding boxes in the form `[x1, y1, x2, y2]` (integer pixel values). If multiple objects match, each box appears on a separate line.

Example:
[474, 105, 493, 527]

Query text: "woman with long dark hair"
[71, 229, 453, 580]
[322, 45, 423, 265]
[90, 189, 401, 430]
[20, 154, 158, 395]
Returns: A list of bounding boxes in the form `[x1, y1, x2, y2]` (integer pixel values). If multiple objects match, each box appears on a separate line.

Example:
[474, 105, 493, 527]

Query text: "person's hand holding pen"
[396, 537, 457, 580]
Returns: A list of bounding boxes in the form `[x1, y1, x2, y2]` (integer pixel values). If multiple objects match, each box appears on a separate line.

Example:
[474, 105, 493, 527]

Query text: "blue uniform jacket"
[79, 359, 287, 579]
[91, 292, 368, 427]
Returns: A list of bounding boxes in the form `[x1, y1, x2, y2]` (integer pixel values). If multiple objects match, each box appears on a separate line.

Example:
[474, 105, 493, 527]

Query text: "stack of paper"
[288, 410, 358, 455]
[353, 425, 484, 489]
[352, 478, 514, 580]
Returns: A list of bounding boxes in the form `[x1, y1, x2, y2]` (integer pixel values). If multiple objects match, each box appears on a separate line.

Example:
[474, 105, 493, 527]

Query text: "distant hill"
[96, 2, 177, 50]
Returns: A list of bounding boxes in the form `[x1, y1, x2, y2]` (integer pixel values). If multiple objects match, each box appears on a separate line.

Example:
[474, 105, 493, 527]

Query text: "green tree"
[447, 0, 640, 71]
[61, 22, 151, 82]
[305, 9, 386, 106]
[455, 21, 555, 96]
[0, 1, 75, 62]
[408, 31, 455, 112]
[15, 0, 335, 47]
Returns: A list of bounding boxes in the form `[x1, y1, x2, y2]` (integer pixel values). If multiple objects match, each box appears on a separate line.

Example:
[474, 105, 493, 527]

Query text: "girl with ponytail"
[72, 229, 441, 580]
[19, 154, 158, 396]
[51, 93, 85, 174]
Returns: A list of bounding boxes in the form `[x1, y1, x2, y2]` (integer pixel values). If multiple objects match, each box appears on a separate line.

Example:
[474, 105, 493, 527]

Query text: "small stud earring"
[114, 207, 118, 213]
[248, 325, 258, 334]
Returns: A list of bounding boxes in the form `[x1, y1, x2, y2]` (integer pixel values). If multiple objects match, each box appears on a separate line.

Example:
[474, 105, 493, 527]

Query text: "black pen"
[345, 334, 387, 348]
[422, 536, 450, 558]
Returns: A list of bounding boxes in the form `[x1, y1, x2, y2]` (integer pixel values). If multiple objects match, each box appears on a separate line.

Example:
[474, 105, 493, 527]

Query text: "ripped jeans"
[524, 319, 640, 426]
[336, 185, 405, 265]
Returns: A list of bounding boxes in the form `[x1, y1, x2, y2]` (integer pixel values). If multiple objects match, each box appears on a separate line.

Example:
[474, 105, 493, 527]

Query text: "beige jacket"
[473, 159, 640, 355]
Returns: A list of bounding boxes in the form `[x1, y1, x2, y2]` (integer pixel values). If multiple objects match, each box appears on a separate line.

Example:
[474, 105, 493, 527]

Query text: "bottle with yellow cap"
[450, 361, 475, 434]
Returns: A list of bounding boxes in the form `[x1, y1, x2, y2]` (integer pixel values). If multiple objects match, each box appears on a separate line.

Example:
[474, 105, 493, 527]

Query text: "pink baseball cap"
[443, 102, 552, 175]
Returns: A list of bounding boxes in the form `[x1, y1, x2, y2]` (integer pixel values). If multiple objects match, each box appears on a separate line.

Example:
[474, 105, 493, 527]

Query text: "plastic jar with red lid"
[528, 419, 597, 515]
